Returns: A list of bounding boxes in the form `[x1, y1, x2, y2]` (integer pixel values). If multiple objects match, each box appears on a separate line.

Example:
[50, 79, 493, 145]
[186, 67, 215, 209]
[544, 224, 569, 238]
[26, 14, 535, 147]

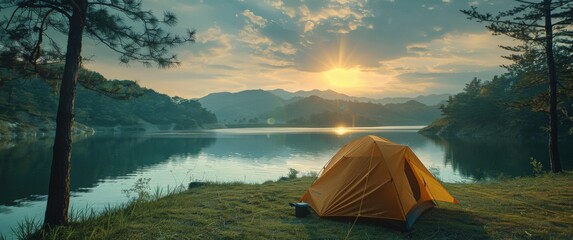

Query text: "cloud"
[265, 0, 297, 18]
[304, 21, 315, 32]
[299, 6, 366, 23]
[194, 26, 233, 59]
[298, 2, 372, 34]
[365, 32, 514, 94]
[384, 32, 514, 71]
[407, 45, 431, 56]
[238, 20, 297, 62]
[269, 42, 297, 55]
[241, 9, 267, 27]
[263, 0, 372, 35]
[237, 7, 299, 68]
[206, 64, 237, 70]
[239, 24, 272, 47]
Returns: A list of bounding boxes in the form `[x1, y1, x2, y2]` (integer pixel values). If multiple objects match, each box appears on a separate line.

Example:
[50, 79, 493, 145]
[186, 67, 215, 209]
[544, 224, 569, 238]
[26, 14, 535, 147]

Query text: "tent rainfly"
[300, 135, 458, 231]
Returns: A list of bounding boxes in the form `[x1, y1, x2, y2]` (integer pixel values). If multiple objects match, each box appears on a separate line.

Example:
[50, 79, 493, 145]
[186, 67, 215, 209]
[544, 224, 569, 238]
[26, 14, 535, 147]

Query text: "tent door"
[404, 160, 421, 201]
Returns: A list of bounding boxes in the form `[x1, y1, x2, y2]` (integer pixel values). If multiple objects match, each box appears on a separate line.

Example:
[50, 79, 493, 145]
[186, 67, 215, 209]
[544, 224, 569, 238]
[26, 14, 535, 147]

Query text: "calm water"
[1, 126, 571, 238]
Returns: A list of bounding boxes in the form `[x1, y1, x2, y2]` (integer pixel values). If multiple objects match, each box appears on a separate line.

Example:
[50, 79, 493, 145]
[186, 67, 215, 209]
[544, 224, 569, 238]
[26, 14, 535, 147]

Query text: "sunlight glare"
[323, 67, 363, 89]
[334, 126, 348, 135]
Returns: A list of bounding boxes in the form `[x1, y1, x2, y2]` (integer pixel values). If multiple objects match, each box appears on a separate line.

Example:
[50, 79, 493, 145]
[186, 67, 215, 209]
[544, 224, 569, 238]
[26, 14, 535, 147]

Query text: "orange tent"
[301, 135, 458, 231]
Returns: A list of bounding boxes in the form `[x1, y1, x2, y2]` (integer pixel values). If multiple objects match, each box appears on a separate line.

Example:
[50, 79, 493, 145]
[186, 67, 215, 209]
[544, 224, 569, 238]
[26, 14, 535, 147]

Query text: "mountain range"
[198, 89, 448, 126]
[267, 89, 450, 106]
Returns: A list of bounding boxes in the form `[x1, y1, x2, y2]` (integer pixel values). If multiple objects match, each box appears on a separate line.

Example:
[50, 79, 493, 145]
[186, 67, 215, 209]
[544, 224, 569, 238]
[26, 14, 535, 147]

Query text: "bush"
[287, 168, 299, 179]
[530, 158, 545, 176]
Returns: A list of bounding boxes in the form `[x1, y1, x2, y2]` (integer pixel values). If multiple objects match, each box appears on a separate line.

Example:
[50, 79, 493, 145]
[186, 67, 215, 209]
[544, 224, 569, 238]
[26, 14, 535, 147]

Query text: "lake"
[1, 126, 571, 238]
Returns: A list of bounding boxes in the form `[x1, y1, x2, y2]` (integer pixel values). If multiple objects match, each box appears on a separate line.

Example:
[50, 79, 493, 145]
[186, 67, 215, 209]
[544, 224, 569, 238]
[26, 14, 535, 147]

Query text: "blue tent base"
[404, 200, 436, 231]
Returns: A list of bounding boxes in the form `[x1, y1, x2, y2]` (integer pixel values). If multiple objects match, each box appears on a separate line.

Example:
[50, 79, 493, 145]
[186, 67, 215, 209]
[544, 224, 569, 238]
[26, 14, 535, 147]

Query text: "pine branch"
[15, 1, 71, 19]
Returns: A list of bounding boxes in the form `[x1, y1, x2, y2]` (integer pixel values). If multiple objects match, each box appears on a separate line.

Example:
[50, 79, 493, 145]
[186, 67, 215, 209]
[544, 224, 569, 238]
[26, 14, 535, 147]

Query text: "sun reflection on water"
[334, 126, 348, 135]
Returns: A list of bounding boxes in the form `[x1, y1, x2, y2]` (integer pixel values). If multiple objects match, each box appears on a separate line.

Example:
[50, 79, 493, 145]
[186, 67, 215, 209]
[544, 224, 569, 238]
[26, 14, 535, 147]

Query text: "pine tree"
[462, 0, 573, 173]
[0, 0, 195, 228]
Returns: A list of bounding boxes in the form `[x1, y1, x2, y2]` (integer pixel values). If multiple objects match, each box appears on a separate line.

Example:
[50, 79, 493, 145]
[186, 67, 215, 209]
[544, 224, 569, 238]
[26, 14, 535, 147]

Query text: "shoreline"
[9, 173, 573, 239]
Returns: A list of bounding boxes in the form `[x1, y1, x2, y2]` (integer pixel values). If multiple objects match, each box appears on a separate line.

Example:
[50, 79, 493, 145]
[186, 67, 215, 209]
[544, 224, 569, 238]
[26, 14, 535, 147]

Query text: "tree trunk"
[543, 0, 562, 173]
[44, 0, 87, 228]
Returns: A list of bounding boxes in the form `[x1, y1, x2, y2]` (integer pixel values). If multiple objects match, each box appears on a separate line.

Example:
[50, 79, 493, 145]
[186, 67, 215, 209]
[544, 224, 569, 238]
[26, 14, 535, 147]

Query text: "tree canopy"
[0, 0, 195, 68]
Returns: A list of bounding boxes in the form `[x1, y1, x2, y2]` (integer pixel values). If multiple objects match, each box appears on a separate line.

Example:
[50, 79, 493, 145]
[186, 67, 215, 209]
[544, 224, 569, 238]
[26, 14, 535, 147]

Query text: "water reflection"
[0, 135, 215, 206]
[425, 136, 573, 181]
[1, 139, 55, 207]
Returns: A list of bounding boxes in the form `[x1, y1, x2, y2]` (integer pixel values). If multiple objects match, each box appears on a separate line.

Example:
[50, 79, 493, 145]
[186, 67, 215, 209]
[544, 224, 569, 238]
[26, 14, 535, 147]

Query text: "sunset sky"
[84, 0, 519, 99]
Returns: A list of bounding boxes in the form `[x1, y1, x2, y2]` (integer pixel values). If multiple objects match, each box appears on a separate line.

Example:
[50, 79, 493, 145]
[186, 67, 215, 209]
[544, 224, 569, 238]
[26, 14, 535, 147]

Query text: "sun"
[323, 67, 363, 89]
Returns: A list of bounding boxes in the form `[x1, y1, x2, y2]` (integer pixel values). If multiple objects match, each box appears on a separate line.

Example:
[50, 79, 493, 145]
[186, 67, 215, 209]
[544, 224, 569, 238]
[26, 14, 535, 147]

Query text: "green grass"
[29, 172, 573, 239]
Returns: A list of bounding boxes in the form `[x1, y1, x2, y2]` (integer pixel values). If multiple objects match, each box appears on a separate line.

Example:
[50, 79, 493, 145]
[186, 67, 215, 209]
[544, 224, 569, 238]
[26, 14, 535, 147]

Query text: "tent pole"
[344, 145, 375, 240]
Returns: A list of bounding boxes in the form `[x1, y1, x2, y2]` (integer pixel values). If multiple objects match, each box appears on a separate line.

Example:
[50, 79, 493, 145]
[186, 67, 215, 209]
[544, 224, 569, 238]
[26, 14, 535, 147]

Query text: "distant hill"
[268, 89, 451, 106]
[198, 89, 446, 125]
[198, 90, 286, 123]
[0, 69, 217, 138]
[74, 83, 218, 131]
[268, 89, 354, 101]
[263, 96, 441, 126]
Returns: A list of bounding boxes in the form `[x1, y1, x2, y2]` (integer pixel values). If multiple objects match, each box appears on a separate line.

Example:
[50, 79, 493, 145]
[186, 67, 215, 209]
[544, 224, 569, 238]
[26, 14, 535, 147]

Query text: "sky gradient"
[84, 0, 518, 99]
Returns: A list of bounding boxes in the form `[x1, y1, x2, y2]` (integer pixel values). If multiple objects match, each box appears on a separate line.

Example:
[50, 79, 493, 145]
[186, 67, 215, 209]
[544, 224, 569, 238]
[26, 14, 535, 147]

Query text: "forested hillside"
[264, 96, 441, 126]
[421, 74, 573, 139]
[0, 68, 217, 138]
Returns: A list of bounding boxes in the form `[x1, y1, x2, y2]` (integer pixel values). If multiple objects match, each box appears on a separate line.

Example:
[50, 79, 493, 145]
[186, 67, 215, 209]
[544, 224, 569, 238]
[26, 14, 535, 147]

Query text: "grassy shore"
[27, 172, 573, 239]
